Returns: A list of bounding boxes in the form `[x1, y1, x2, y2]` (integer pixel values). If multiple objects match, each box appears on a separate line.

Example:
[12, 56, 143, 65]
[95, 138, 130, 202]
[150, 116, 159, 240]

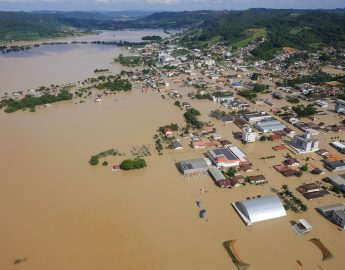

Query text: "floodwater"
[1, 31, 345, 270]
[0, 29, 168, 95]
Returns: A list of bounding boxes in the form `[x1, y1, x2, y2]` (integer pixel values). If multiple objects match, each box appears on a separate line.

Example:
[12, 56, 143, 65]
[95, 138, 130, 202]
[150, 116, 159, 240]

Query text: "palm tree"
[300, 204, 308, 212]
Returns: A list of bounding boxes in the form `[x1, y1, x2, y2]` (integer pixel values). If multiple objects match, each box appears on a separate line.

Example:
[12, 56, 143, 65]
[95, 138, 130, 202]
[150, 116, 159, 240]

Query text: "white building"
[242, 127, 256, 143]
[232, 195, 287, 225]
[290, 131, 319, 154]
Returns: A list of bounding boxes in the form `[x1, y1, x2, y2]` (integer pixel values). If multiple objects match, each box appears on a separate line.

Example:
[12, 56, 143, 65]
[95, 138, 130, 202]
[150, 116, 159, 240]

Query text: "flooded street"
[0, 30, 345, 270]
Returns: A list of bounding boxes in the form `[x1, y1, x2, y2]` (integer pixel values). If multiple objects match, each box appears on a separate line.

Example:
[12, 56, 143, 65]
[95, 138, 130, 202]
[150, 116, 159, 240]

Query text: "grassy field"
[231, 28, 267, 48]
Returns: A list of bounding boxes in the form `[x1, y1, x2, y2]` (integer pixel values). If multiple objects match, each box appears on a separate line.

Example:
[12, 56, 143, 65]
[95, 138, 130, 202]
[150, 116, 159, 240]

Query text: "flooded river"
[0, 29, 168, 95]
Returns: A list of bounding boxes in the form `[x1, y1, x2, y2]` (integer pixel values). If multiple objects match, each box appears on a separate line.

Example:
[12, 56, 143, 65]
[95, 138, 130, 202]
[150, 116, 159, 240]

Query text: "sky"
[0, 0, 344, 11]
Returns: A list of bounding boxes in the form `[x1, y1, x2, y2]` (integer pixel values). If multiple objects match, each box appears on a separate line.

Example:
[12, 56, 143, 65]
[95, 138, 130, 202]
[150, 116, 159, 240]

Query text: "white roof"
[229, 147, 247, 162]
[331, 141, 345, 150]
[235, 196, 286, 224]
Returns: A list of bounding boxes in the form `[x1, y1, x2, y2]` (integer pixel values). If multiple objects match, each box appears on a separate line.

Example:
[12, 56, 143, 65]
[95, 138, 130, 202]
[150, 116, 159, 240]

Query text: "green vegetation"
[88, 148, 123, 166]
[96, 75, 132, 91]
[300, 164, 309, 172]
[238, 90, 257, 100]
[212, 91, 233, 97]
[120, 158, 147, 170]
[171, 48, 190, 57]
[158, 123, 179, 133]
[281, 185, 308, 212]
[114, 54, 142, 67]
[174, 100, 181, 107]
[292, 104, 317, 117]
[287, 96, 300, 104]
[0, 90, 73, 113]
[285, 71, 335, 87]
[251, 73, 259, 81]
[142, 35, 162, 41]
[183, 108, 203, 129]
[94, 68, 109, 73]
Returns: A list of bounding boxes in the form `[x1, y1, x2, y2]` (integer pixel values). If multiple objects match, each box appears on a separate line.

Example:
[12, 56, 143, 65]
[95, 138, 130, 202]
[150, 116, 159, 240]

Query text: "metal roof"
[236, 195, 286, 224]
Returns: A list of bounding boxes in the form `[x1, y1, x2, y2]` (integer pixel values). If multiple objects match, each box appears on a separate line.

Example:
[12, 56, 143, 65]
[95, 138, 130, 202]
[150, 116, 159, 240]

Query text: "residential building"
[296, 183, 328, 200]
[324, 160, 345, 172]
[317, 203, 345, 229]
[242, 127, 256, 143]
[247, 175, 267, 184]
[335, 99, 345, 114]
[290, 131, 319, 154]
[326, 174, 345, 192]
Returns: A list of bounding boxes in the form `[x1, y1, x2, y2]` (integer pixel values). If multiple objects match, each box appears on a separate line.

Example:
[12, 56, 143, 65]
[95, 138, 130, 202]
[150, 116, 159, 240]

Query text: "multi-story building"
[242, 127, 256, 143]
[290, 131, 319, 154]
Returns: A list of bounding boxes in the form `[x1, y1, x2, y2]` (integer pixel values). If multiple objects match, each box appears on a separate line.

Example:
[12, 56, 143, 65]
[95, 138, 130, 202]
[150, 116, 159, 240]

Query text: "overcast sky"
[0, 0, 344, 11]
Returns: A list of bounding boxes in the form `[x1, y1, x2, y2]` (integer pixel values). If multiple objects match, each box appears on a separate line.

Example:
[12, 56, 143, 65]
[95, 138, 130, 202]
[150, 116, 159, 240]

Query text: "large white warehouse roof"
[232, 195, 286, 225]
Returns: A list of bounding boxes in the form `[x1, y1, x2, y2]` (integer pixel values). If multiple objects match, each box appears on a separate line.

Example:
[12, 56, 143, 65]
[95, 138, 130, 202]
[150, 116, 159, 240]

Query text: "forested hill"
[139, 9, 345, 59]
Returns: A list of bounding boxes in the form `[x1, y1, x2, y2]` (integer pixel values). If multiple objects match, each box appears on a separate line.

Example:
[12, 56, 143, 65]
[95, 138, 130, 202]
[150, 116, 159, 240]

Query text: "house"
[229, 175, 244, 187]
[218, 179, 232, 188]
[335, 99, 345, 114]
[326, 174, 345, 192]
[289, 132, 319, 154]
[283, 158, 300, 167]
[247, 175, 267, 184]
[164, 128, 173, 137]
[172, 139, 183, 150]
[324, 160, 345, 172]
[191, 140, 207, 149]
[210, 133, 221, 140]
[233, 117, 249, 129]
[331, 141, 345, 151]
[207, 147, 248, 168]
[219, 139, 232, 147]
[297, 183, 328, 200]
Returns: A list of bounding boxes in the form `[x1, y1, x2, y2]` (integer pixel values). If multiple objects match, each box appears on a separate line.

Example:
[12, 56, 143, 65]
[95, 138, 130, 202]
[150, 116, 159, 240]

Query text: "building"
[172, 139, 183, 150]
[283, 158, 300, 167]
[290, 132, 319, 154]
[243, 111, 271, 123]
[296, 183, 328, 200]
[207, 147, 248, 168]
[335, 99, 345, 114]
[331, 141, 345, 151]
[326, 174, 345, 192]
[254, 118, 286, 133]
[317, 203, 345, 229]
[232, 195, 287, 225]
[324, 160, 345, 172]
[242, 127, 256, 143]
[247, 175, 267, 184]
[218, 179, 232, 188]
[292, 219, 313, 236]
[178, 158, 210, 175]
[208, 167, 226, 182]
[315, 100, 329, 108]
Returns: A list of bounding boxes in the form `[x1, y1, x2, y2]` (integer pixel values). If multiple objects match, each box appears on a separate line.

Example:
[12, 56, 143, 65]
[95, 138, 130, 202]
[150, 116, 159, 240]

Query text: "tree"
[120, 158, 147, 170]
[300, 164, 309, 172]
[251, 73, 259, 81]
[227, 167, 237, 178]
[89, 156, 99, 166]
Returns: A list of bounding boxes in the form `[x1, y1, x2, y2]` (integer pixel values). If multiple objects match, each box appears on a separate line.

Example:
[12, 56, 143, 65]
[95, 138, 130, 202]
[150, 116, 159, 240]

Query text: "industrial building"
[232, 195, 287, 225]
[243, 111, 271, 123]
[178, 158, 211, 175]
[254, 118, 286, 133]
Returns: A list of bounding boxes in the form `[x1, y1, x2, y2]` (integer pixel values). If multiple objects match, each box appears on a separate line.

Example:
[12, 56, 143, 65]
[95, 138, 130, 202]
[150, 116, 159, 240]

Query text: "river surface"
[0, 29, 168, 95]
